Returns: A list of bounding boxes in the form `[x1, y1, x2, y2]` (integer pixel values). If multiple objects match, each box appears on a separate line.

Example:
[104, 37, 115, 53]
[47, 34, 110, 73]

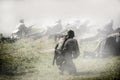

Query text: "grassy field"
[0, 38, 120, 80]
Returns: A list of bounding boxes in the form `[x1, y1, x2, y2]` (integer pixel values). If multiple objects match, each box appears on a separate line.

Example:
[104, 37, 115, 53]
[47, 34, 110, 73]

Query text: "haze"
[0, 0, 120, 34]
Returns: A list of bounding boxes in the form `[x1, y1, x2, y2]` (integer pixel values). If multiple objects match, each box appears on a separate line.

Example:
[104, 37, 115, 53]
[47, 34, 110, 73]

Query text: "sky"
[0, 0, 120, 34]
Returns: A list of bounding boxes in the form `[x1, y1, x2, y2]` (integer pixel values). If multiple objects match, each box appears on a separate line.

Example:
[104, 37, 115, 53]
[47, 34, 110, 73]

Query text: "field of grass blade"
[0, 38, 120, 80]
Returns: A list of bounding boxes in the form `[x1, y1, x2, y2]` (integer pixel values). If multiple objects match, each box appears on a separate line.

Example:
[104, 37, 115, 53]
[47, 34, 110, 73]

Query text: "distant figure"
[18, 19, 28, 38]
[53, 30, 80, 75]
[95, 28, 120, 57]
[12, 19, 27, 38]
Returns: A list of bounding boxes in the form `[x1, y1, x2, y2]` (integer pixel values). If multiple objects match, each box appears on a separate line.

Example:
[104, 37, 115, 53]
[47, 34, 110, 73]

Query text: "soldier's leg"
[58, 65, 64, 75]
[65, 59, 77, 75]
[69, 61, 77, 75]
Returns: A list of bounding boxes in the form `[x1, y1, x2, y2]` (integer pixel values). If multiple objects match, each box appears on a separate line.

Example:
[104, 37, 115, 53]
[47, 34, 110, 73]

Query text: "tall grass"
[0, 38, 120, 80]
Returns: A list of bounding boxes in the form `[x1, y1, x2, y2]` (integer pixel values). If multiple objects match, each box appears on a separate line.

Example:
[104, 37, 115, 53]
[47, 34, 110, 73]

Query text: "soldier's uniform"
[53, 30, 80, 75]
[61, 38, 80, 74]
[17, 23, 27, 38]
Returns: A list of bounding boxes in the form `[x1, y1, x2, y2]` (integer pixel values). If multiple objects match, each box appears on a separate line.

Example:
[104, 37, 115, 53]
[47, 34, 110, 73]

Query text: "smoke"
[0, 0, 120, 35]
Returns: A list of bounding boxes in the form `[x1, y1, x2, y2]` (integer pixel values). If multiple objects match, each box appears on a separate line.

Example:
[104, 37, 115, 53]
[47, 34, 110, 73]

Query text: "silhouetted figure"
[17, 19, 27, 38]
[53, 30, 80, 75]
[12, 19, 28, 38]
[102, 29, 120, 56]
[95, 28, 120, 57]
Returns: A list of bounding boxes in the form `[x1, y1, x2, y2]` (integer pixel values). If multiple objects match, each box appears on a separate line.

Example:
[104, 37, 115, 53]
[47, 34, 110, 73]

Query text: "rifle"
[52, 44, 65, 66]
[28, 24, 35, 29]
[53, 49, 64, 66]
[53, 44, 58, 66]
[53, 36, 67, 66]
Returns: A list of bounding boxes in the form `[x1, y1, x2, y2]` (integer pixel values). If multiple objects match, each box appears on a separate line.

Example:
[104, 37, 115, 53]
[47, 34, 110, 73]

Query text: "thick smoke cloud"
[0, 0, 120, 35]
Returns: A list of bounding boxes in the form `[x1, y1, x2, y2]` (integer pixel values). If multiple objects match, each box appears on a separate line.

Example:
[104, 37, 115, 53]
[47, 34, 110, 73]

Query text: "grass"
[0, 38, 120, 80]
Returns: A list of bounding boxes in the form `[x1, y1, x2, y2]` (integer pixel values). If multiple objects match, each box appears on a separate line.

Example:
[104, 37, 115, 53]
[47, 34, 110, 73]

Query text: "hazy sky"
[0, 0, 120, 34]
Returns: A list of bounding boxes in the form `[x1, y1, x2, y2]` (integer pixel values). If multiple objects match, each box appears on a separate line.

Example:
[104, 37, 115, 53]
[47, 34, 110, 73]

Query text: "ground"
[0, 38, 120, 80]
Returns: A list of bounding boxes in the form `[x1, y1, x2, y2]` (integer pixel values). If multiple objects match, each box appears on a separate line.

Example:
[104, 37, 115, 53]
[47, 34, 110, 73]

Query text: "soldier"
[53, 30, 80, 75]
[16, 19, 27, 38]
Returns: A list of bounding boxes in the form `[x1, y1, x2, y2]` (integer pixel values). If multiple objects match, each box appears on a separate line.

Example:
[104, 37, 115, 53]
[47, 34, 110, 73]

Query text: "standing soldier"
[53, 30, 80, 75]
[16, 19, 27, 38]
